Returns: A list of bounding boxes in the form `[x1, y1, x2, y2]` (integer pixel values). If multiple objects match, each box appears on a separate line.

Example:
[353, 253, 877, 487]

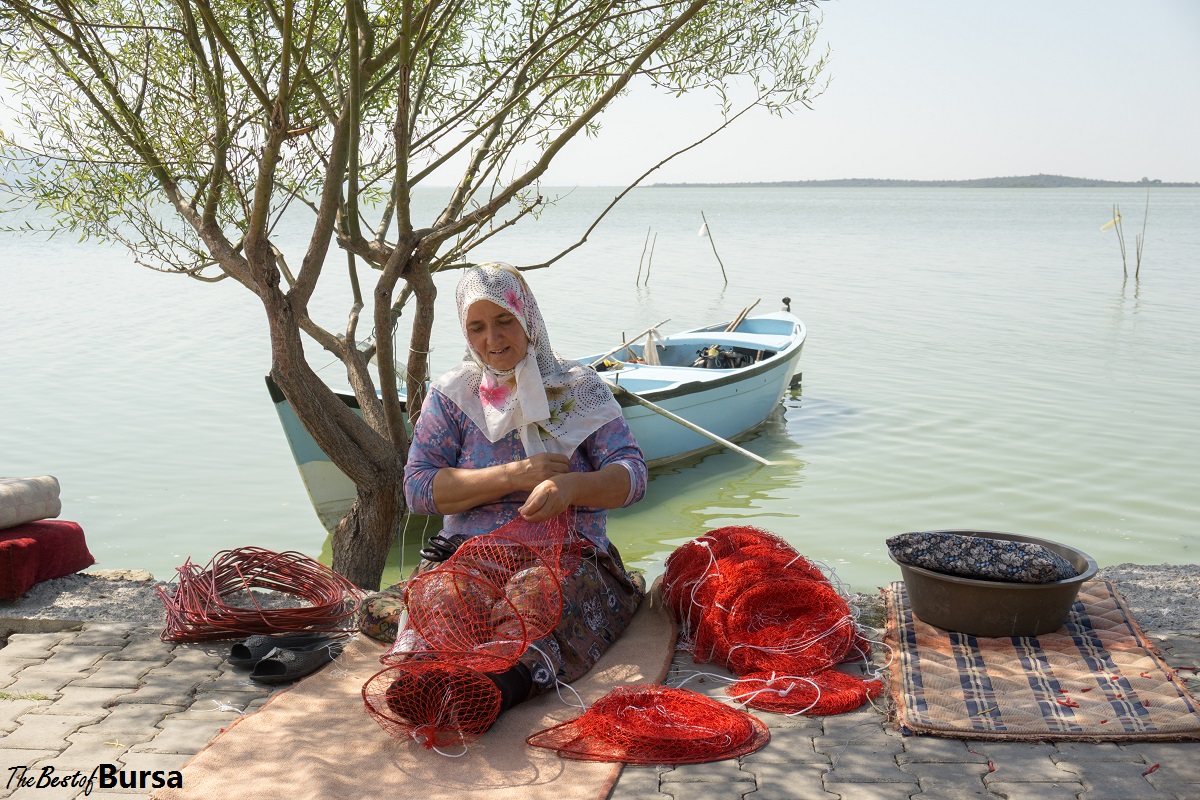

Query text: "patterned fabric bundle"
[886, 531, 1078, 584]
[362, 515, 573, 748]
[662, 526, 879, 716]
[526, 684, 770, 764]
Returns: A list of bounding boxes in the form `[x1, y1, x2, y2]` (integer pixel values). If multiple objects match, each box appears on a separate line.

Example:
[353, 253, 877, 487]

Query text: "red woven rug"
[884, 579, 1200, 741]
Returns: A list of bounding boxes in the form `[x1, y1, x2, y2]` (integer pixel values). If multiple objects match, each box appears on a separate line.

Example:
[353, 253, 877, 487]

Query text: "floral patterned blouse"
[404, 387, 648, 548]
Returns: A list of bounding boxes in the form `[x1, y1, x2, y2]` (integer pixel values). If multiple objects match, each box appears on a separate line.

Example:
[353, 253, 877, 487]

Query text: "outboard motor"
[693, 345, 750, 369]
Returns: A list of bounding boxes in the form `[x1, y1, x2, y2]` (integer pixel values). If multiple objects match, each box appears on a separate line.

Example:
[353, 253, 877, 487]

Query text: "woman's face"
[465, 299, 529, 372]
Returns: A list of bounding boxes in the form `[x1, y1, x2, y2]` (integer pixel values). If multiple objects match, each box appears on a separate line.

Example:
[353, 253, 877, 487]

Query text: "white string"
[424, 727, 469, 758]
[528, 643, 587, 710]
[667, 668, 738, 691]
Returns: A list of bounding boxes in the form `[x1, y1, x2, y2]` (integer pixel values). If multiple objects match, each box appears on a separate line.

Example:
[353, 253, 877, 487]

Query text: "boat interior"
[585, 316, 800, 394]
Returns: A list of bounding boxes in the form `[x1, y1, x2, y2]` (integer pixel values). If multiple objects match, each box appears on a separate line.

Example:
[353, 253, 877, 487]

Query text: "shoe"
[229, 632, 334, 669]
[249, 637, 347, 685]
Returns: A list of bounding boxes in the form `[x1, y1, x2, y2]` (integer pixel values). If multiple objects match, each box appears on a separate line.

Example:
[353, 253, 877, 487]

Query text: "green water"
[3, 187, 1198, 592]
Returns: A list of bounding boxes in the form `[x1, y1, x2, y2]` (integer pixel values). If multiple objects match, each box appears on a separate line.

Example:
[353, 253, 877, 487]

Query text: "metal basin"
[889, 529, 1099, 637]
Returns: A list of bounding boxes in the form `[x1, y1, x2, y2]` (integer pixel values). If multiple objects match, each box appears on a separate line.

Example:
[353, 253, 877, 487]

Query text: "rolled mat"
[151, 580, 675, 800]
[884, 579, 1200, 741]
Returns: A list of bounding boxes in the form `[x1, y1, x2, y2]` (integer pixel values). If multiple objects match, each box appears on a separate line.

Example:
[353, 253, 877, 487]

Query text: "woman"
[362, 262, 647, 710]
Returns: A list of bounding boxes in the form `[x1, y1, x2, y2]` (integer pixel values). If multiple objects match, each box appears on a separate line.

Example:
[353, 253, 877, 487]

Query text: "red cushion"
[0, 520, 95, 601]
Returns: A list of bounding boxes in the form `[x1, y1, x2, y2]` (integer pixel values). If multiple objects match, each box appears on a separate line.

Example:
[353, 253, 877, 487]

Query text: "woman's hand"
[519, 477, 574, 522]
[506, 452, 571, 492]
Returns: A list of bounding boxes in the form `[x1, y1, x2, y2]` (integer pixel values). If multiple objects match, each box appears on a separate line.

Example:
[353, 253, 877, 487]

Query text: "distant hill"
[654, 174, 1200, 188]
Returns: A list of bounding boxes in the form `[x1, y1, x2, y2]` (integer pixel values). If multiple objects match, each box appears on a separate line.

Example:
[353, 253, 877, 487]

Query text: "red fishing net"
[662, 527, 879, 716]
[662, 526, 826, 630]
[723, 577, 855, 675]
[728, 669, 883, 716]
[362, 662, 501, 749]
[526, 684, 770, 764]
[366, 514, 573, 747]
[157, 547, 362, 642]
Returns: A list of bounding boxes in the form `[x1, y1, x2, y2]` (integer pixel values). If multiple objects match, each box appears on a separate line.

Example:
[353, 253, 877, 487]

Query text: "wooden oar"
[724, 298, 760, 332]
[588, 319, 671, 367]
[604, 380, 774, 467]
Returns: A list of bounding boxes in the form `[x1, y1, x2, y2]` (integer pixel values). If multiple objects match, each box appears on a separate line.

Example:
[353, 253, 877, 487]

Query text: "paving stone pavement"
[608, 632, 1200, 800]
[1, 624, 278, 799]
[2, 623, 1199, 799]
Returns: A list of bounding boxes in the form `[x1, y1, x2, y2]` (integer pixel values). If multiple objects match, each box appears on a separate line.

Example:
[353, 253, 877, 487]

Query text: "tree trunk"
[259, 279, 407, 591]
[332, 473, 407, 590]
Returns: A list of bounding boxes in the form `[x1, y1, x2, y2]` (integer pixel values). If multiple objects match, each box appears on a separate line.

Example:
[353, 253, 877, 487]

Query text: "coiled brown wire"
[156, 546, 363, 642]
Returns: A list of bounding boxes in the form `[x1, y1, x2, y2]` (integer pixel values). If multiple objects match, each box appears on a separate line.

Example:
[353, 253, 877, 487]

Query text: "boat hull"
[269, 311, 805, 532]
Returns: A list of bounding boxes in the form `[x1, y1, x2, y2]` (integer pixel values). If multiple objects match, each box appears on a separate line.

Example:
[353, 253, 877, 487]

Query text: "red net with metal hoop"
[662, 526, 879, 716]
[526, 684, 770, 764]
[363, 514, 574, 748]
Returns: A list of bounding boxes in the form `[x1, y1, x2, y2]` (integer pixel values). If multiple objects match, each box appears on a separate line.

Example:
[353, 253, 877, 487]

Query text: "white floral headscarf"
[431, 263, 622, 456]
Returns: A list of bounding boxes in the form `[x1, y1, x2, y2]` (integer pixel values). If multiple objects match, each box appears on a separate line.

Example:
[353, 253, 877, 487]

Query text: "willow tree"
[0, 0, 826, 588]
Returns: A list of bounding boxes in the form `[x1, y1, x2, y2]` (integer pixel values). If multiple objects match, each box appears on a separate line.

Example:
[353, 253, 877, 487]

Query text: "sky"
[1, 1, 1196, 187]
[542, 0, 1200, 185]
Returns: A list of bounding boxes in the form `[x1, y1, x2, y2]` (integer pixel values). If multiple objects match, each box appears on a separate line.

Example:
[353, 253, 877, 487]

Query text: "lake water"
[2, 187, 1198, 593]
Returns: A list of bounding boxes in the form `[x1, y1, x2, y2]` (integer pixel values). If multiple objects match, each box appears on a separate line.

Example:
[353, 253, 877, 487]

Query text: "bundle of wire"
[526, 684, 769, 764]
[156, 546, 363, 642]
[662, 526, 880, 716]
[363, 515, 572, 749]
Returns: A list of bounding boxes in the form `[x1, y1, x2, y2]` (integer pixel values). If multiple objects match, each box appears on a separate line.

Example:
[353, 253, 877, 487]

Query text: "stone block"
[820, 744, 913, 784]
[897, 738, 989, 764]
[981, 753, 1076, 785]
[965, 741, 1058, 762]
[611, 765, 668, 797]
[1, 671, 77, 698]
[26, 685, 129, 719]
[1056, 759, 1162, 800]
[821, 782, 918, 800]
[659, 759, 754, 784]
[1, 713, 94, 751]
[0, 634, 74, 661]
[195, 664, 263, 693]
[1119, 742, 1200, 784]
[751, 761, 840, 800]
[661, 784, 757, 800]
[1052, 741, 1142, 762]
[819, 708, 890, 744]
[112, 676, 196, 708]
[107, 637, 173, 662]
[74, 703, 175, 738]
[761, 713, 825, 734]
[0, 658, 40, 688]
[985, 782, 1086, 800]
[69, 623, 130, 647]
[40, 646, 120, 674]
[70, 660, 159, 689]
[899, 762, 990, 784]
[163, 645, 225, 667]
[57, 731, 133, 764]
[0, 696, 42, 734]
[741, 726, 828, 764]
[129, 717, 227, 754]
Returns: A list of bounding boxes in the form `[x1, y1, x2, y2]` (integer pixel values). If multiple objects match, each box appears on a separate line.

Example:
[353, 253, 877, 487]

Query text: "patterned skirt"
[360, 534, 644, 695]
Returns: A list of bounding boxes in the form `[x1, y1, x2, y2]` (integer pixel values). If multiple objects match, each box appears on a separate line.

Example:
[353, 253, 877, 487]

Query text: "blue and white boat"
[268, 311, 805, 532]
